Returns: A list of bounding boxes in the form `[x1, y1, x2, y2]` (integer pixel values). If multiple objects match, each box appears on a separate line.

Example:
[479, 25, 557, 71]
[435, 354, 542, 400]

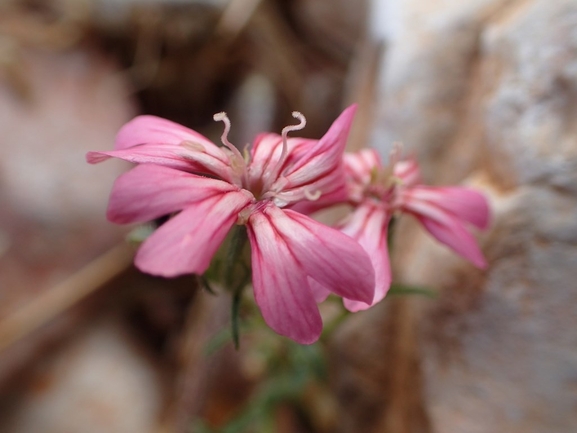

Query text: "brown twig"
[215, 0, 264, 41]
[343, 38, 386, 151]
[0, 243, 134, 353]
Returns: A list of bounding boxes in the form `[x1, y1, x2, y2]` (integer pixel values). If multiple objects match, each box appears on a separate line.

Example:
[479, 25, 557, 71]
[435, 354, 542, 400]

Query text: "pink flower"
[334, 148, 490, 312]
[87, 105, 375, 344]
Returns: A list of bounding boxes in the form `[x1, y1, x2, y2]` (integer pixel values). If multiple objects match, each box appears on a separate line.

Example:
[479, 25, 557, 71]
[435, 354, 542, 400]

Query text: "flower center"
[360, 143, 407, 203]
[213, 111, 307, 202]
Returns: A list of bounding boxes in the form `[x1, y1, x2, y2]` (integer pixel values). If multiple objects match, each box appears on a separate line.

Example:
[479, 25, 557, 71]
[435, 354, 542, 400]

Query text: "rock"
[333, 1, 577, 432]
[407, 179, 577, 433]
[0, 46, 134, 317]
[372, 0, 509, 182]
[482, 0, 577, 191]
[0, 48, 133, 223]
[293, 0, 368, 58]
[0, 315, 165, 433]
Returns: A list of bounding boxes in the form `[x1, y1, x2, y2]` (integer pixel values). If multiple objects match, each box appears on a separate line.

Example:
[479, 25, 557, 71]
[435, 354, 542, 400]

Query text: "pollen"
[180, 140, 206, 152]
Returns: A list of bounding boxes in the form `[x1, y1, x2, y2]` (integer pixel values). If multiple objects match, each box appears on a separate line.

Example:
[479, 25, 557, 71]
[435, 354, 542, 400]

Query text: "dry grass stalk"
[0, 243, 134, 353]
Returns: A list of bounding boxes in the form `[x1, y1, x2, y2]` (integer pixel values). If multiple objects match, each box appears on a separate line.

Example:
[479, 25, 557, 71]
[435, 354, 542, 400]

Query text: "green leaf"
[231, 285, 243, 350]
[225, 225, 248, 289]
[388, 283, 437, 298]
[387, 216, 397, 250]
[126, 223, 156, 245]
[189, 420, 215, 433]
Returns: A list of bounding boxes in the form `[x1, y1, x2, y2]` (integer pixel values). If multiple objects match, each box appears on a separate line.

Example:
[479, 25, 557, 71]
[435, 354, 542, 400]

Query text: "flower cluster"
[323, 147, 490, 312]
[87, 105, 489, 344]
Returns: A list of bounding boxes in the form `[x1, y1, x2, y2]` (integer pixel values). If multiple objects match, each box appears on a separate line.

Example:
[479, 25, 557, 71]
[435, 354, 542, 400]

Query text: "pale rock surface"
[372, 0, 510, 180]
[0, 48, 132, 223]
[336, 0, 577, 432]
[293, 0, 368, 56]
[0, 316, 164, 433]
[0, 47, 134, 315]
[482, 0, 577, 190]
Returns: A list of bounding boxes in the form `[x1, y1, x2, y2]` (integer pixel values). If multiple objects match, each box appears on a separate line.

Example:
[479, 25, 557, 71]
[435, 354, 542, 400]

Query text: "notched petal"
[247, 210, 323, 344]
[135, 189, 252, 277]
[106, 164, 244, 224]
[263, 206, 375, 305]
[339, 202, 392, 312]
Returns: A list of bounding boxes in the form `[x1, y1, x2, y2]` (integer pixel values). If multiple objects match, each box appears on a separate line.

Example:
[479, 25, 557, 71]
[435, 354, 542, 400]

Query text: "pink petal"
[106, 164, 249, 224]
[274, 165, 348, 211]
[246, 133, 282, 184]
[246, 134, 320, 201]
[283, 105, 357, 181]
[135, 190, 252, 277]
[87, 144, 193, 168]
[394, 158, 422, 186]
[283, 104, 357, 182]
[308, 278, 331, 303]
[339, 202, 392, 312]
[248, 134, 313, 181]
[401, 197, 487, 268]
[249, 133, 283, 163]
[264, 206, 375, 304]
[87, 116, 234, 182]
[247, 209, 322, 344]
[287, 181, 348, 215]
[405, 186, 490, 229]
[344, 148, 382, 185]
[418, 215, 487, 268]
[343, 149, 382, 204]
[275, 105, 357, 204]
[115, 115, 217, 151]
[86, 144, 235, 184]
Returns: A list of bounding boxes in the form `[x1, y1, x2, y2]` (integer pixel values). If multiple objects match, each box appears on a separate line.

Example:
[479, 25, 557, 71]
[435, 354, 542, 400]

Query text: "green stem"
[225, 225, 248, 289]
[225, 226, 252, 349]
[320, 306, 350, 341]
[231, 286, 242, 350]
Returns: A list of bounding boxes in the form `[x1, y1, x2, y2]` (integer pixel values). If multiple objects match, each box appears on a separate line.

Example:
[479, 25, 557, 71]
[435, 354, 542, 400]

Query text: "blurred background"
[0, 0, 576, 432]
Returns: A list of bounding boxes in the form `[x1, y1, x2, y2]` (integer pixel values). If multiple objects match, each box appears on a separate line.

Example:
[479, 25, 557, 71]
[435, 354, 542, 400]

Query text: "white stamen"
[213, 112, 245, 165]
[281, 112, 307, 146]
[269, 111, 307, 183]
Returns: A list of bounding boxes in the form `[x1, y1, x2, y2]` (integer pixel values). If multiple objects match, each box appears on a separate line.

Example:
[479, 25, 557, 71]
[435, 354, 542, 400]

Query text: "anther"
[304, 189, 322, 201]
[237, 207, 252, 225]
[242, 146, 251, 164]
[180, 140, 205, 152]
